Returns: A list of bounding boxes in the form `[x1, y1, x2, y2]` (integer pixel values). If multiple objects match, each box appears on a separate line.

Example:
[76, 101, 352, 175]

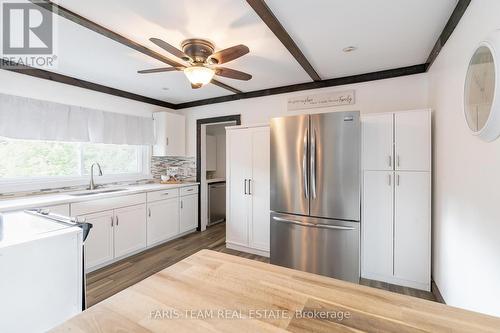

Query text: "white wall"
[0, 70, 173, 117]
[214, 132, 226, 178]
[182, 73, 429, 156]
[206, 123, 228, 178]
[428, 0, 500, 317]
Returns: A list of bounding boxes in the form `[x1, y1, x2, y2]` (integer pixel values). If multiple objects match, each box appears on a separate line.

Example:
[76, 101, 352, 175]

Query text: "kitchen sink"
[69, 188, 128, 196]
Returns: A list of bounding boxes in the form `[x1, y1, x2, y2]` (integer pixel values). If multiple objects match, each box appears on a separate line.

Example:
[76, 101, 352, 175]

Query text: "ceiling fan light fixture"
[183, 66, 215, 86]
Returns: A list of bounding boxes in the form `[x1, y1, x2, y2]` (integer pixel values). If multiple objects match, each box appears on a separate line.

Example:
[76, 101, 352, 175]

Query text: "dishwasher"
[208, 182, 226, 226]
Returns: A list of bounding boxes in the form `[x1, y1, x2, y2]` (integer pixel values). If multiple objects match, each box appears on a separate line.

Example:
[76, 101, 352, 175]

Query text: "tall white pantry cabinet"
[226, 124, 270, 257]
[361, 109, 431, 291]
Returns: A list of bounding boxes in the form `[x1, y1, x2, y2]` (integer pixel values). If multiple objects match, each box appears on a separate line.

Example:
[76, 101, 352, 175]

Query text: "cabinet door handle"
[181, 200, 183, 209]
[166, 137, 169, 146]
[248, 179, 252, 195]
[388, 155, 392, 168]
[388, 174, 392, 186]
[303, 128, 309, 199]
[116, 216, 119, 226]
[111, 216, 114, 227]
[396, 155, 400, 168]
[244, 179, 248, 195]
[148, 208, 151, 218]
[396, 174, 400, 186]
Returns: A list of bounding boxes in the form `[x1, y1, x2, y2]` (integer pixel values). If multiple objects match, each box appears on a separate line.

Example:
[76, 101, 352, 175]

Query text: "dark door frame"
[196, 115, 241, 231]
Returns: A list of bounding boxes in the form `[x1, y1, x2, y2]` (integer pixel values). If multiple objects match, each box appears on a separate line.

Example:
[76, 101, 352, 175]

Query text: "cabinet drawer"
[180, 186, 198, 196]
[147, 189, 179, 202]
[72, 193, 146, 216]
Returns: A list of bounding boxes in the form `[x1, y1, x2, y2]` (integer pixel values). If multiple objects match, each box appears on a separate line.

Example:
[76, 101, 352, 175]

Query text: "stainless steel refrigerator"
[270, 111, 361, 283]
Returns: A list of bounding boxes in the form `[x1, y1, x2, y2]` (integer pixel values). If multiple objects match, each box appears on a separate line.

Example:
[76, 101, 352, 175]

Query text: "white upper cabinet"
[395, 111, 431, 171]
[362, 114, 394, 171]
[153, 112, 186, 157]
[206, 135, 217, 171]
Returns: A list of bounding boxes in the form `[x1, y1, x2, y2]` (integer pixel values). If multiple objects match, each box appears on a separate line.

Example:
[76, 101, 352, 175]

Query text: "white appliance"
[361, 109, 431, 291]
[0, 211, 89, 332]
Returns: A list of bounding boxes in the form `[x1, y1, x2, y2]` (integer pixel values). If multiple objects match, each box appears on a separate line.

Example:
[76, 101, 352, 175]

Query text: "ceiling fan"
[138, 38, 252, 89]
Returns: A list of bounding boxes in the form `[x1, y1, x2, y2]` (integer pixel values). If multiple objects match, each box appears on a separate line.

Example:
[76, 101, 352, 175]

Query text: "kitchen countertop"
[0, 183, 199, 213]
[206, 178, 225, 184]
[51, 250, 500, 332]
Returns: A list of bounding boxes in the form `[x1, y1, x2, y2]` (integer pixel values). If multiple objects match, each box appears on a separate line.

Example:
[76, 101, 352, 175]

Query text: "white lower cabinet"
[180, 194, 198, 233]
[147, 198, 179, 246]
[114, 204, 147, 258]
[83, 210, 115, 269]
[362, 171, 393, 278]
[362, 170, 431, 291]
[73, 186, 199, 271]
[394, 172, 431, 285]
[82, 204, 148, 270]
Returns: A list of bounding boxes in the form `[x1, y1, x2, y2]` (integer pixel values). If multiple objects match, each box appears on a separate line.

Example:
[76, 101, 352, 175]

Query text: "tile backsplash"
[151, 156, 196, 181]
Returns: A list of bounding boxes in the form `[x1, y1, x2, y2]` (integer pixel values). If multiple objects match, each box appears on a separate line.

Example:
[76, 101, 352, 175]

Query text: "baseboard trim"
[361, 272, 430, 292]
[226, 242, 270, 258]
[86, 229, 197, 273]
[431, 280, 446, 304]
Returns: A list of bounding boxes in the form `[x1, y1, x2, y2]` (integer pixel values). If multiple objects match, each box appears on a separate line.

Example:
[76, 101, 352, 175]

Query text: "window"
[0, 137, 149, 186]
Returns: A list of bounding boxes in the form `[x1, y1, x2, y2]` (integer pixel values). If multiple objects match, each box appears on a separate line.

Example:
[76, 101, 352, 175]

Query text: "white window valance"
[0, 93, 154, 145]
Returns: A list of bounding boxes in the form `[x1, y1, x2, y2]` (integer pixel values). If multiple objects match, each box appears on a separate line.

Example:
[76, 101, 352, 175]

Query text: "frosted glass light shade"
[183, 66, 215, 85]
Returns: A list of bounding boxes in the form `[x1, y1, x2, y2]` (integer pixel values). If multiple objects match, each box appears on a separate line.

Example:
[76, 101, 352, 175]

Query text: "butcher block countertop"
[52, 250, 500, 332]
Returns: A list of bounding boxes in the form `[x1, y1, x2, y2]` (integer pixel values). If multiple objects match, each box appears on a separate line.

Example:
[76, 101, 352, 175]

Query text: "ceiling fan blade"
[209, 44, 249, 64]
[191, 83, 203, 89]
[215, 67, 252, 81]
[137, 67, 182, 74]
[150, 38, 191, 61]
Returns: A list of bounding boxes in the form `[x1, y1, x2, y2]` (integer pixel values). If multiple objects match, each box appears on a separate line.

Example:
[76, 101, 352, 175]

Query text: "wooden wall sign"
[287, 90, 355, 111]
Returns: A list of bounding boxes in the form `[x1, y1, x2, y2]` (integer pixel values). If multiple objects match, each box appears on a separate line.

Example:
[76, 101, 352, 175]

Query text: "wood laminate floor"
[86, 222, 436, 307]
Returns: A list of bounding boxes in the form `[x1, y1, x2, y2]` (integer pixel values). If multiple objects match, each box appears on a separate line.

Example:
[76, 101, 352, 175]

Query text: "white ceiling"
[21, 0, 458, 104]
[265, 0, 459, 79]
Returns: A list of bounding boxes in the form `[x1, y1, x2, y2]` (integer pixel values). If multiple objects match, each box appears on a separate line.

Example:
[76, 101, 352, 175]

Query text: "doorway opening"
[196, 115, 241, 231]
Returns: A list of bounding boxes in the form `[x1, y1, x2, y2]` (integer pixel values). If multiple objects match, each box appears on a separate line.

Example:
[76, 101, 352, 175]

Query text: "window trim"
[0, 145, 152, 194]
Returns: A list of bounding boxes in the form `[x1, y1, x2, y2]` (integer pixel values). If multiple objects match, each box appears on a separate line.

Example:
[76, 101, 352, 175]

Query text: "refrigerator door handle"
[272, 216, 355, 230]
[311, 128, 317, 199]
[303, 128, 309, 199]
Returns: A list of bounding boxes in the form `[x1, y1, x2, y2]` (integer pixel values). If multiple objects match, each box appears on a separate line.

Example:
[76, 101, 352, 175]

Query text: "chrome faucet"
[89, 163, 103, 190]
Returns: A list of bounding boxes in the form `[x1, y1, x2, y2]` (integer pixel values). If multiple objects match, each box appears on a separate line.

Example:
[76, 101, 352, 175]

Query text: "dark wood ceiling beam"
[246, 0, 321, 81]
[426, 0, 471, 69]
[2, 60, 176, 109]
[176, 64, 426, 109]
[28, 0, 239, 94]
[11, 0, 470, 109]
[210, 79, 242, 94]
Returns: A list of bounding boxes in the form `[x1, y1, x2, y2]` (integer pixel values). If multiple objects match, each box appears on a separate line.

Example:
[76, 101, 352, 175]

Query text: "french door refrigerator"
[270, 111, 361, 283]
